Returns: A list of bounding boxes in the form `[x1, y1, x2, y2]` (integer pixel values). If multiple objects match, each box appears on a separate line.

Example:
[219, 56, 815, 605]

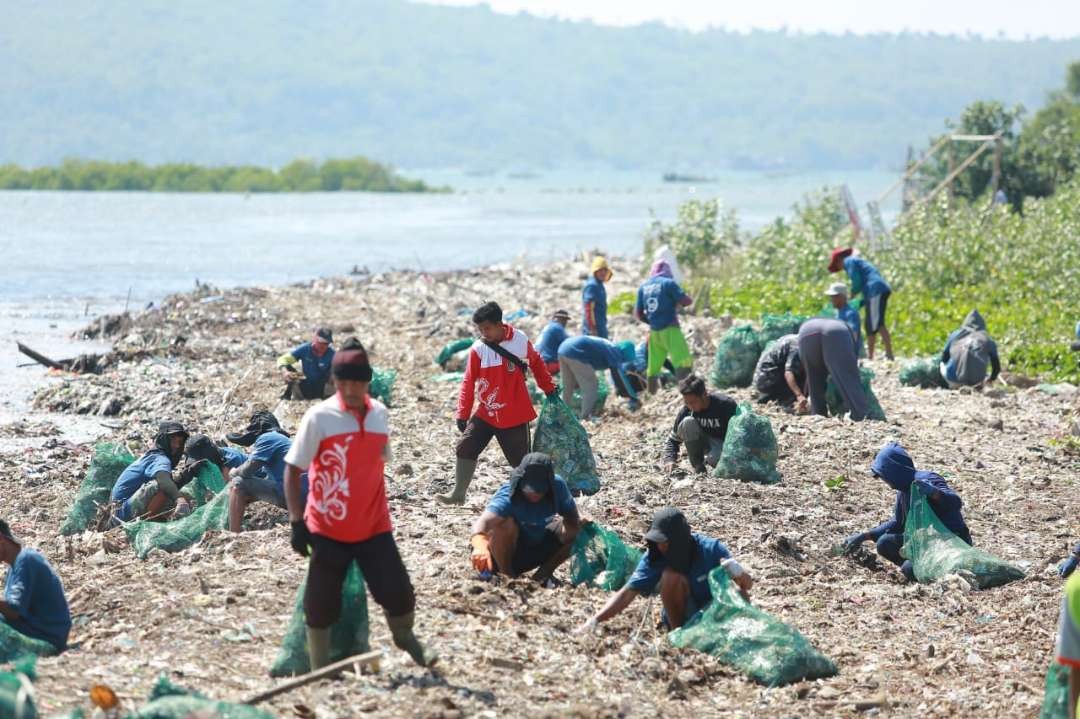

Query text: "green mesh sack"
[568, 523, 642, 591]
[1040, 661, 1070, 719]
[182, 461, 227, 509]
[435, 338, 474, 367]
[713, 403, 781, 485]
[60, 443, 134, 535]
[532, 395, 601, 496]
[125, 464, 229, 559]
[0, 623, 56, 664]
[899, 357, 948, 389]
[758, 313, 808, 344]
[128, 675, 272, 719]
[369, 367, 396, 406]
[270, 563, 370, 677]
[668, 566, 837, 686]
[0, 657, 37, 719]
[826, 366, 887, 421]
[710, 325, 762, 389]
[901, 482, 1025, 589]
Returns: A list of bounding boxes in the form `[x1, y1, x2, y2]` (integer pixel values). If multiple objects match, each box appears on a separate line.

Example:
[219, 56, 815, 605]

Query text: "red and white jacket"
[285, 393, 392, 543]
[456, 324, 555, 429]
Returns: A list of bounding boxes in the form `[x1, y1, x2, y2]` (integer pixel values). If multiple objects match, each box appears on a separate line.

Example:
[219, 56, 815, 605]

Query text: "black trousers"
[455, 416, 530, 467]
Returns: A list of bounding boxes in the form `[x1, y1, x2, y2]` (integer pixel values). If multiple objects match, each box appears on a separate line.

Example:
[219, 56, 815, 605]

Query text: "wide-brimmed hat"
[590, 256, 613, 278]
[824, 282, 849, 297]
[828, 247, 853, 273]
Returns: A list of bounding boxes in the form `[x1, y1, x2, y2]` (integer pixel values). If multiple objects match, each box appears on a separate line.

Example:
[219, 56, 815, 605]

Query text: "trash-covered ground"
[4, 256, 1079, 717]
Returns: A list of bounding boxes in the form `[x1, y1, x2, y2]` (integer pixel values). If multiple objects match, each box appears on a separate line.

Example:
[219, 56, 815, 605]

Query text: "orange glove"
[470, 533, 492, 573]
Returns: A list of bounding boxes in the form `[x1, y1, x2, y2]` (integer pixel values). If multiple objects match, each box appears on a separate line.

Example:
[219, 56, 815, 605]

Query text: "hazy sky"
[420, 0, 1080, 40]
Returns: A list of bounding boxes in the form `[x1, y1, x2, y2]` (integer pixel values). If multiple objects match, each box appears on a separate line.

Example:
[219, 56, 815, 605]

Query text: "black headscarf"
[644, 507, 694, 575]
[226, 410, 284, 447]
[508, 452, 555, 506]
[184, 433, 224, 467]
[154, 420, 190, 466]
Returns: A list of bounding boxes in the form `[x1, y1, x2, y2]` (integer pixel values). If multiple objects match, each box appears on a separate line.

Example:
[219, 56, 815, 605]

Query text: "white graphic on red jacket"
[312, 435, 352, 521]
[475, 378, 507, 414]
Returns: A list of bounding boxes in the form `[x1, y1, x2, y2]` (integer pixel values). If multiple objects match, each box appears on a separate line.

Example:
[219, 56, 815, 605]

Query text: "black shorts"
[304, 531, 416, 628]
[493, 530, 563, 575]
[864, 291, 890, 334]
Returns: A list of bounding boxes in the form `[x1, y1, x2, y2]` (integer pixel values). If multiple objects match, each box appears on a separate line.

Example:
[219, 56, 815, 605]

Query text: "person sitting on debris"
[939, 309, 1001, 389]
[634, 260, 694, 393]
[109, 421, 193, 523]
[797, 317, 868, 421]
[181, 434, 247, 503]
[557, 335, 641, 418]
[841, 442, 970, 581]
[0, 519, 71, 652]
[226, 411, 304, 532]
[278, 327, 336, 400]
[469, 453, 581, 586]
[752, 334, 808, 412]
[441, 301, 557, 505]
[829, 247, 894, 360]
[577, 507, 752, 633]
[1053, 572, 1080, 719]
[536, 309, 572, 375]
[825, 282, 862, 355]
[284, 338, 437, 669]
[583, 256, 612, 339]
[663, 375, 738, 475]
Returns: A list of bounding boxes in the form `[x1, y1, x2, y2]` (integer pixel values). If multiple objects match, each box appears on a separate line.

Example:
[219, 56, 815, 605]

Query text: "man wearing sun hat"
[0, 519, 71, 652]
[824, 281, 862, 355]
[278, 327, 336, 400]
[536, 309, 572, 375]
[582, 256, 612, 339]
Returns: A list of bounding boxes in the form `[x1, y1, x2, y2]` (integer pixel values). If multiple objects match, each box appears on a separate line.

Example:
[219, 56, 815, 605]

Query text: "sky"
[419, 0, 1080, 40]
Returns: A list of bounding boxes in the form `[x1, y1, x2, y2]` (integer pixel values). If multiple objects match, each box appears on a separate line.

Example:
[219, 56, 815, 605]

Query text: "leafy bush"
[643, 198, 740, 275]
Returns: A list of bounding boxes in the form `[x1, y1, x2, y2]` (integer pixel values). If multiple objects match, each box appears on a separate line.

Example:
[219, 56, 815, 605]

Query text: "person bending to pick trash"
[841, 442, 970, 581]
[829, 247, 893, 360]
[797, 317, 868, 421]
[109, 421, 194, 524]
[582, 256, 612, 338]
[536, 309, 572, 375]
[284, 338, 436, 669]
[278, 327, 336, 400]
[752, 334, 808, 412]
[557, 335, 641, 419]
[577, 507, 752, 633]
[0, 519, 71, 653]
[663, 375, 737, 475]
[634, 260, 694, 393]
[469, 453, 581, 586]
[441, 301, 557, 505]
[225, 411, 305, 532]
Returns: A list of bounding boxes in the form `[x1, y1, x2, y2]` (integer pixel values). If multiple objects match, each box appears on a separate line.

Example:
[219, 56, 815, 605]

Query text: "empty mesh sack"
[1039, 661, 1069, 719]
[0, 657, 37, 719]
[568, 523, 642, 591]
[899, 357, 948, 389]
[668, 566, 837, 686]
[713, 403, 781, 484]
[758, 313, 808, 344]
[435, 338, 474, 368]
[532, 395, 601, 496]
[128, 676, 272, 719]
[125, 464, 228, 559]
[369, 367, 397, 406]
[902, 482, 1025, 589]
[710, 325, 762, 389]
[826, 366, 887, 421]
[0, 623, 57, 665]
[270, 563, 370, 677]
[60, 443, 134, 535]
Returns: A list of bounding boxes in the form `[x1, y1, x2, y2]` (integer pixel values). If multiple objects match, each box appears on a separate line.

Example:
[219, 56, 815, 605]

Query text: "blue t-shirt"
[635, 276, 689, 330]
[250, 431, 291, 486]
[290, 342, 336, 396]
[582, 276, 609, 338]
[627, 533, 731, 609]
[557, 335, 623, 371]
[836, 304, 862, 352]
[485, 476, 578, 547]
[111, 451, 173, 506]
[843, 257, 890, 298]
[536, 321, 569, 364]
[3, 548, 72, 650]
[632, 341, 648, 373]
[220, 447, 248, 469]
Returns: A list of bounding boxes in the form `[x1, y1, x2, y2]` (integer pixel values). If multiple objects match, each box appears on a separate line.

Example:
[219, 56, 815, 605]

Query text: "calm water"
[0, 168, 898, 408]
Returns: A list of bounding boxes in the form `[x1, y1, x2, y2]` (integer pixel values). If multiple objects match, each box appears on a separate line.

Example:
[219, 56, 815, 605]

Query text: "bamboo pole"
[243, 650, 383, 705]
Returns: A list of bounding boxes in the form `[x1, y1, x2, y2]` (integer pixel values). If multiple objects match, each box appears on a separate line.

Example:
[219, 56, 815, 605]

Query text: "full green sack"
[370, 367, 397, 406]
[60, 443, 134, 535]
[532, 395, 601, 496]
[710, 325, 762, 389]
[1040, 661, 1069, 719]
[0, 657, 37, 719]
[270, 564, 370, 677]
[127, 675, 272, 719]
[899, 357, 948, 389]
[124, 464, 228, 559]
[902, 482, 1025, 589]
[568, 523, 642, 591]
[668, 566, 838, 686]
[758, 313, 808, 344]
[0, 623, 57, 665]
[826, 366, 887, 421]
[435, 338, 474, 368]
[713, 403, 781, 484]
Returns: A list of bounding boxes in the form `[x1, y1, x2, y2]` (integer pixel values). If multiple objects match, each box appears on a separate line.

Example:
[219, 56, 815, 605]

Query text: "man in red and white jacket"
[439, 301, 556, 505]
[284, 338, 436, 669]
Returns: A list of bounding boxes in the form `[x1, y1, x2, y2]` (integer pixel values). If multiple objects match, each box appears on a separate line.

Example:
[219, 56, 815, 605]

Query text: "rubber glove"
[456, 419, 468, 433]
[842, 532, 868, 553]
[290, 520, 311, 557]
[470, 533, 492, 574]
[1060, 554, 1080, 579]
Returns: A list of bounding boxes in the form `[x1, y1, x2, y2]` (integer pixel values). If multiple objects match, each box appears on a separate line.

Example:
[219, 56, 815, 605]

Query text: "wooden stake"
[243, 650, 383, 705]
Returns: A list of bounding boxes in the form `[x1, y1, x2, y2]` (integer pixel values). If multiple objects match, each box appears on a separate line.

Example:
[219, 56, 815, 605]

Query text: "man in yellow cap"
[583, 256, 612, 339]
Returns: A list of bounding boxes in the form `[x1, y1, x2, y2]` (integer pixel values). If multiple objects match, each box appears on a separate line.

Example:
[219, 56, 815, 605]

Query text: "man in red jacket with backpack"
[439, 301, 557, 505]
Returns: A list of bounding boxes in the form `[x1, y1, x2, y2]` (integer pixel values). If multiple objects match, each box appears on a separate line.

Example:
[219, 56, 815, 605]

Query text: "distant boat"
[663, 172, 714, 183]
[507, 171, 540, 179]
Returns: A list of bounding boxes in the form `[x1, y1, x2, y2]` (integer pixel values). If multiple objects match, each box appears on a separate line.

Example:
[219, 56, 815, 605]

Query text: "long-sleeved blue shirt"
[843, 256, 890, 299]
[557, 336, 639, 403]
[536, 321, 569, 364]
[582, 276, 609, 338]
[867, 443, 970, 543]
[3, 548, 71, 650]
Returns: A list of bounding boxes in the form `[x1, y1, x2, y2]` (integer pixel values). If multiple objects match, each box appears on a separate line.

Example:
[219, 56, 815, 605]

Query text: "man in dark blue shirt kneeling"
[0, 519, 71, 652]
